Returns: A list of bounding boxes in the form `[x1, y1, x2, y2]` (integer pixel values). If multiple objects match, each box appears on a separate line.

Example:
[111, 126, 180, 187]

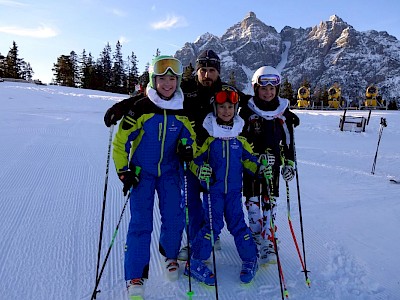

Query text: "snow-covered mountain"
[175, 12, 400, 99]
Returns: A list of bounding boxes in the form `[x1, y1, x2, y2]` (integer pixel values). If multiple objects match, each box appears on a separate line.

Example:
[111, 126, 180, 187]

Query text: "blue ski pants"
[124, 170, 185, 280]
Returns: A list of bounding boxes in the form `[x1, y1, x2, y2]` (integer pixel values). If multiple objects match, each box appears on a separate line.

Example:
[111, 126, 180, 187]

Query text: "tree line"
[52, 41, 149, 94]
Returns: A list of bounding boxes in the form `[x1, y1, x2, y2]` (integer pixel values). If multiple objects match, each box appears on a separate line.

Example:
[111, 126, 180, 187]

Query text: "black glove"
[290, 112, 300, 128]
[104, 102, 125, 127]
[178, 142, 193, 162]
[118, 168, 140, 196]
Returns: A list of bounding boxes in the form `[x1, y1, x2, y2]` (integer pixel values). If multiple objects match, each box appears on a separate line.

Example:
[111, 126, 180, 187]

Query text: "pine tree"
[127, 51, 140, 93]
[111, 41, 126, 93]
[228, 71, 236, 87]
[5, 41, 21, 79]
[280, 78, 295, 105]
[0, 53, 5, 77]
[80, 50, 97, 89]
[316, 84, 328, 106]
[69, 51, 80, 86]
[98, 43, 113, 91]
[52, 55, 75, 87]
[300, 78, 311, 89]
[139, 62, 150, 92]
[80, 49, 88, 88]
[20, 61, 34, 81]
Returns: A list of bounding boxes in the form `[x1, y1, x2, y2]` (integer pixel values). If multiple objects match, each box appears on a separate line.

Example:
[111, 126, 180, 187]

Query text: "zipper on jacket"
[157, 111, 167, 176]
[224, 140, 230, 194]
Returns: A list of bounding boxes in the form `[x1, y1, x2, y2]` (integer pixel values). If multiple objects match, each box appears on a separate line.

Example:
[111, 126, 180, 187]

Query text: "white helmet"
[251, 66, 282, 95]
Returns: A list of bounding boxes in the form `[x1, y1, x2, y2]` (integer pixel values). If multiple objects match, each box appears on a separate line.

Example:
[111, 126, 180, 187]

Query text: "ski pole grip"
[262, 159, 268, 166]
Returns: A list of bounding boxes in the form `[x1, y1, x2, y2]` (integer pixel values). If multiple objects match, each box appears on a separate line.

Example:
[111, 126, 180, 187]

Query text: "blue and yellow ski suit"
[113, 89, 196, 280]
[189, 113, 258, 262]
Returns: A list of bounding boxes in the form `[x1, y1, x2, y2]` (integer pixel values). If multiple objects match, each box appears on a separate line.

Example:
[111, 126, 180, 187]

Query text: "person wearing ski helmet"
[185, 84, 264, 285]
[239, 66, 299, 265]
[112, 55, 196, 298]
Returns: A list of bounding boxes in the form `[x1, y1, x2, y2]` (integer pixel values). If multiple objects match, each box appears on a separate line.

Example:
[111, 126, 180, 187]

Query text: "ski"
[390, 179, 400, 184]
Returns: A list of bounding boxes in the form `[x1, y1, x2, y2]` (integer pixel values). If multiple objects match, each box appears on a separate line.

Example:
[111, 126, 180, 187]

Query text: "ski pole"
[292, 128, 311, 287]
[93, 124, 114, 299]
[181, 138, 194, 299]
[261, 158, 289, 299]
[91, 166, 141, 300]
[371, 117, 387, 175]
[285, 181, 311, 287]
[206, 178, 219, 300]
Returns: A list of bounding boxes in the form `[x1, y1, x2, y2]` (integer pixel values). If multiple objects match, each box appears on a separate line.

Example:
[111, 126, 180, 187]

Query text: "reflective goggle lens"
[258, 74, 280, 86]
[215, 91, 239, 104]
[151, 58, 183, 76]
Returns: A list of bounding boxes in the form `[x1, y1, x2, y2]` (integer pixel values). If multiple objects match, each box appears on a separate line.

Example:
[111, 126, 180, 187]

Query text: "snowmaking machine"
[361, 85, 387, 109]
[327, 84, 344, 109]
[296, 86, 311, 108]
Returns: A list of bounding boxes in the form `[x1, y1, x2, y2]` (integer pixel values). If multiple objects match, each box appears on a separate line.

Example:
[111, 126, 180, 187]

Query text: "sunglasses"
[215, 90, 239, 104]
[257, 74, 281, 86]
[151, 58, 183, 76]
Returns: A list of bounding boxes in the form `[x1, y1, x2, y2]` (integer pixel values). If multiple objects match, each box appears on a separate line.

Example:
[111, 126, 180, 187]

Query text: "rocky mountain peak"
[175, 13, 400, 99]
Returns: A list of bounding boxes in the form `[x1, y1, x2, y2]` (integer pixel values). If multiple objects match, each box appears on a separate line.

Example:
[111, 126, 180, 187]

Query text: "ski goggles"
[151, 58, 183, 76]
[196, 57, 220, 65]
[215, 90, 239, 105]
[257, 74, 281, 86]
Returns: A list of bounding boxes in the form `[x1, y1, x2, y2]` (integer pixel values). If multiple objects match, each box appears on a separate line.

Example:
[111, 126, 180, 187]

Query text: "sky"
[1, 0, 400, 84]
[1, 81, 400, 299]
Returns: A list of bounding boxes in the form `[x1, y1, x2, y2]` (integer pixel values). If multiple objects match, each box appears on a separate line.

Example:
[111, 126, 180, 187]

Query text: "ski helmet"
[251, 66, 282, 96]
[211, 84, 240, 117]
[148, 55, 183, 91]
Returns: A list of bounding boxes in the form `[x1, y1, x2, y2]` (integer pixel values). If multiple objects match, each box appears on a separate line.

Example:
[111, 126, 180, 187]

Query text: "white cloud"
[151, 14, 188, 30]
[0, 25, 58, 38]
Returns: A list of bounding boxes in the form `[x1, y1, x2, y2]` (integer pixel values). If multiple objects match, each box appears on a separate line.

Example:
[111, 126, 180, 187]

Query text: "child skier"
[112, 56, 196, 299]
[185, 84, 271, 285]
[240, 66, 299, 265]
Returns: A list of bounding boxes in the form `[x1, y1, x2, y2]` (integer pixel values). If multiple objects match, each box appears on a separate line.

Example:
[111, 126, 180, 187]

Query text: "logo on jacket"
[249, 114, 262, 135]
[168, 120, 178, 132]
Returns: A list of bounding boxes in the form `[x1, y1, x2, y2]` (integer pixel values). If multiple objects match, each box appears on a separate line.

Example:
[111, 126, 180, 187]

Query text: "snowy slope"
[0, 82, 399, 300]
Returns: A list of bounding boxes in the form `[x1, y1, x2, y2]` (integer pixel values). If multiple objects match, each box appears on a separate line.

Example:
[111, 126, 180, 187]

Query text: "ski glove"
[178, 142, 193, 162]
[258, 164, 273, 180]
[118, 167, 141, 196]
[281, 160, 295, 182]
[104, 100, 129, 127]
[259, 151, 275, 166]
[197, 163, 212, 181]
[290, 111, 300, 128]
